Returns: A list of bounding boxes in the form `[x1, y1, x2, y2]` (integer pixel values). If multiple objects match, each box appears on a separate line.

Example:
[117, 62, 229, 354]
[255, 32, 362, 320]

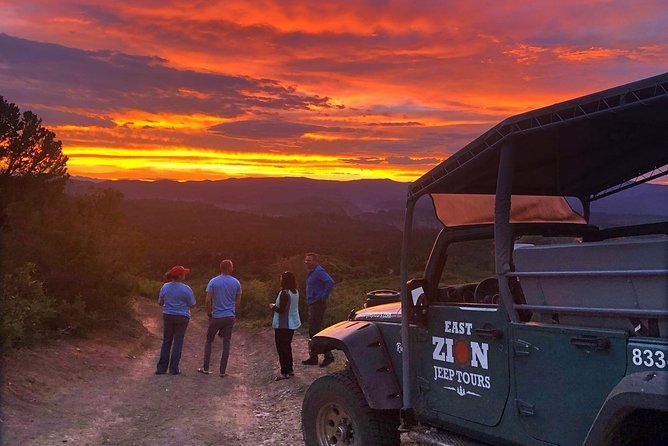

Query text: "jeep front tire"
[302, 370, 400, 446]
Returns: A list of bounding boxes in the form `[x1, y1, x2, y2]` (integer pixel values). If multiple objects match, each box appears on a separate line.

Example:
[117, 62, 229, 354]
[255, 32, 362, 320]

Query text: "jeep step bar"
[408, 427, 488, 446]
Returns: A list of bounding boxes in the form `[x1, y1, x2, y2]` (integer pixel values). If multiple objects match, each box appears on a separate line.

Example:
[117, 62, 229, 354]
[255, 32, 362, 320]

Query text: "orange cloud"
[559, 45, 665, 62]
[110, 112, 231, 130]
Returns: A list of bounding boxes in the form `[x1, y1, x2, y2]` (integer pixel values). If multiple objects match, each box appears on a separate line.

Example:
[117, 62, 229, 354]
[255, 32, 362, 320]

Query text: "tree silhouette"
[0, 96, 68, 179]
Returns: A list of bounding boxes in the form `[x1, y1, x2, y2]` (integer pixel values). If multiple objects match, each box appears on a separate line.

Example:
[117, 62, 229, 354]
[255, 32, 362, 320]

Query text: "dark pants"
[308, 300, 333, 360]
[274, 328, 295, 375]
[157, 314, 190, 374]
[203, 317, 235, 374]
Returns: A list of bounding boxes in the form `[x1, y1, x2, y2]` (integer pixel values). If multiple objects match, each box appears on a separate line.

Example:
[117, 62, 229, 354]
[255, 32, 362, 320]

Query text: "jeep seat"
[513, 237, 668, 335]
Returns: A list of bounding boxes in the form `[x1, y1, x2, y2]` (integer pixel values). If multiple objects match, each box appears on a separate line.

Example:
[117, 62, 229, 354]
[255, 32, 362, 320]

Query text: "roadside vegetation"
[1, 97, 145, 346]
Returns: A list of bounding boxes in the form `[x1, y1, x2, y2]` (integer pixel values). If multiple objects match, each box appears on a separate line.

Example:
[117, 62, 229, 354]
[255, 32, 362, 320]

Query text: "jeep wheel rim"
[315, 402, 357, 445]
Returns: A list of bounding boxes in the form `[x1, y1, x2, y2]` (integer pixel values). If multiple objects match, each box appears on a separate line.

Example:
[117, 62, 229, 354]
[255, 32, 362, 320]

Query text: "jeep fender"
[310, 320, 402, 410]
[583, 371, 668, 446]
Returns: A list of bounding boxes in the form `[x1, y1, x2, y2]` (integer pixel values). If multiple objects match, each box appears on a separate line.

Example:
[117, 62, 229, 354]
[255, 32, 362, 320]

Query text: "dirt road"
[2, 298, 414, 445]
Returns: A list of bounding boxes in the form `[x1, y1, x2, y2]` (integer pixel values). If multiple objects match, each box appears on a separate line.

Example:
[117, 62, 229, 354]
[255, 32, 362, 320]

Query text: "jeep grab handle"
[570, 335, 610, 351]
[474, 327, 503, 340]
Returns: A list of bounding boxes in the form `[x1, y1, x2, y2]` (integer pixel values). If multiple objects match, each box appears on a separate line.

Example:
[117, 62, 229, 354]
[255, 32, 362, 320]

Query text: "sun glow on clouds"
[301, 133, 408, 142]
[63, 146, 431, 181]
[1, 1, 666, 181]
[110, 112, 229, 130]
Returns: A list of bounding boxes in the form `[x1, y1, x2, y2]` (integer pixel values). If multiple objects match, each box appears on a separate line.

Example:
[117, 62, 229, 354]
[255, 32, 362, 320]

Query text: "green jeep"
[301, 73, 668, 446]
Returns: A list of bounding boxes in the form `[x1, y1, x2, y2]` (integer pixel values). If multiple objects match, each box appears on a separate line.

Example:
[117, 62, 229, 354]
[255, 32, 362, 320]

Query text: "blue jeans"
[157, 314, 189, 374]
[203, 317, 235, 374]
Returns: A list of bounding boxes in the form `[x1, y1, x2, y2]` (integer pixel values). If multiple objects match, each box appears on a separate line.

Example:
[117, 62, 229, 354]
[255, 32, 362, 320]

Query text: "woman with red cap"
[156, 265, 196, 375]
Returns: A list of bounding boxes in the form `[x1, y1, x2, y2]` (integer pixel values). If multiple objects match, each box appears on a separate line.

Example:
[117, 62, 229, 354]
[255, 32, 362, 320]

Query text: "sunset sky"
[1, 1, 667, 181]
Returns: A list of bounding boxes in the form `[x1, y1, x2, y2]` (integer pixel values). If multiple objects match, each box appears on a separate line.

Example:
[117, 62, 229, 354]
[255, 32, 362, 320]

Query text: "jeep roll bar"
[399, 73, 668, 425]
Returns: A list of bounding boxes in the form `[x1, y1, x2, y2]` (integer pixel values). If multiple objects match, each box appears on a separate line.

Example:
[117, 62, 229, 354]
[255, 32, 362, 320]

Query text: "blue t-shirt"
[159, 281, 196, 317]
[206, 274, 242, 318]
[306, 265, 335, 305]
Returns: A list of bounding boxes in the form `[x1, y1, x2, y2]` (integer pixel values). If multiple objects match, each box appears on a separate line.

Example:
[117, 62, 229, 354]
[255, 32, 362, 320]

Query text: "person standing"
[198, 259, 242, 377]
[302, 252, 335, 367]
[156, 265, 196, 375]
[271, 271, 301, 381]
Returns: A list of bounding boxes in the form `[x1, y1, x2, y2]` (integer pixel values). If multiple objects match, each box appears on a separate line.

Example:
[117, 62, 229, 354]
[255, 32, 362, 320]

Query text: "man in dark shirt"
[302, 252, 335, 367]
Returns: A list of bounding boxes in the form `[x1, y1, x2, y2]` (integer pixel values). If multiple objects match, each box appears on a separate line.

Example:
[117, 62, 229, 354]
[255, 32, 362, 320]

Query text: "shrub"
[135, 277, 163, 299]
[56, 295, 97, 337]
[237, 279, 274, 324]
[324, 276, 400, 327]
[0, 263, 58, 347]
[186, 276, 210, 305]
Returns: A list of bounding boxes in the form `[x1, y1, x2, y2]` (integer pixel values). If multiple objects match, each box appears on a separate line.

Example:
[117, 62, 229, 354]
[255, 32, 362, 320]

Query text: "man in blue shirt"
[198, 259, 242, 377]
[302, 252, 335, 367]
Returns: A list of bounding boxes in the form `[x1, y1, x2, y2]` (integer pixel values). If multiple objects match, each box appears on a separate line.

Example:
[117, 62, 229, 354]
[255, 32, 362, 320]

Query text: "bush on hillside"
[237, 279, 274, 323]
[3, 189, 139, 317]
[135, 277, 163, 299]
[1, 188, 142, 346]
[0, 263, 58, 347]
[323, 276, 401, 327]
[55, 295, 98, 337]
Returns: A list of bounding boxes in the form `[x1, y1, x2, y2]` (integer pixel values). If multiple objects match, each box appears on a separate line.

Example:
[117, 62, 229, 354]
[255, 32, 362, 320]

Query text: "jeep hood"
[354, 302, 401, 322]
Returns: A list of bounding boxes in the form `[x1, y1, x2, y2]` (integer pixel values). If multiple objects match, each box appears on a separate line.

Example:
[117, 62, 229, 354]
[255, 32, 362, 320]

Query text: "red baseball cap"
[165, 265, 191, 276]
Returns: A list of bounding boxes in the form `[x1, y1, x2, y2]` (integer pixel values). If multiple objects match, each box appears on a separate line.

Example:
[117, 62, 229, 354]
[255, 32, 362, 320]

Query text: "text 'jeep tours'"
[301, 74, 668, 446]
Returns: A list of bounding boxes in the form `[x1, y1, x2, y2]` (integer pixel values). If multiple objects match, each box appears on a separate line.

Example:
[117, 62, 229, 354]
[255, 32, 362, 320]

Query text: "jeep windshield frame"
[397, 73, 668, 423]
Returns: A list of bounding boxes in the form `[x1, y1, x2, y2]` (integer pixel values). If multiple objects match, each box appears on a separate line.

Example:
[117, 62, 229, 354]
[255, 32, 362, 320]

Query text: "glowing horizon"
[1, 1, 666, 181]
[62, 145, 431, 181]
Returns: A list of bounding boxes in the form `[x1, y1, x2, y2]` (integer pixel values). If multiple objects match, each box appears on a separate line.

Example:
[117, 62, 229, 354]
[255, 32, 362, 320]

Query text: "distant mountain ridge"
[68, 177, 668, 228]
[68, 177, 408, 215]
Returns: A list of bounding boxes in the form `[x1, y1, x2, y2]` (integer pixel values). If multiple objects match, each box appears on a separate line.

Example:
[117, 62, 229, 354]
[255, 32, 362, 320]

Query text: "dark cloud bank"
[0, 33, 333, 120]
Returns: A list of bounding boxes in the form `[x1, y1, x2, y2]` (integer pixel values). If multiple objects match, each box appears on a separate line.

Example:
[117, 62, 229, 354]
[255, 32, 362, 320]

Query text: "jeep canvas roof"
[409, 73, 668, 202]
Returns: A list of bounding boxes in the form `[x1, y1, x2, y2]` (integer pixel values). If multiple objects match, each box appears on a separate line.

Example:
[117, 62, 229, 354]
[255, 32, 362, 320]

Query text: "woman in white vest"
[270, 271, 301, 381]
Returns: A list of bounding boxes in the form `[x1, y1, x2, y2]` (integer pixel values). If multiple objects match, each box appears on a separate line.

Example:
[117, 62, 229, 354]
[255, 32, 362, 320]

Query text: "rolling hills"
[68, 177, 668, 228]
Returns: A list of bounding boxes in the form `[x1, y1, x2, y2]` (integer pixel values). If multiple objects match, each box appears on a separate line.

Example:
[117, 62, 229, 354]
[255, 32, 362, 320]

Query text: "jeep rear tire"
[606, 409, 668, 446]
[302, 370, 400, 446]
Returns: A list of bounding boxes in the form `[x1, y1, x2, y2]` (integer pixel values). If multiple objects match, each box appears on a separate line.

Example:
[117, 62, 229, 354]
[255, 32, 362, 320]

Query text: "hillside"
[120, 198, 438, 282]
[68, 177, 408, 214]
[68, 177, 439, 227]
[69, 177, 668, 228]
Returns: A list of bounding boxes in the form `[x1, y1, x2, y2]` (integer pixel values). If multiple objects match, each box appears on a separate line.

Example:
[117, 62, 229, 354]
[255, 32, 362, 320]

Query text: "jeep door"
[414, 237, 510, 427]
[511, 323, 627, 445]
[415, 304, 511, 426]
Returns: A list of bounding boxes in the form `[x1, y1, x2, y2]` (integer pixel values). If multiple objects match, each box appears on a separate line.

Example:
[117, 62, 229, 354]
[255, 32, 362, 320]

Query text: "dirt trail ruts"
[1, 298, 414, 445]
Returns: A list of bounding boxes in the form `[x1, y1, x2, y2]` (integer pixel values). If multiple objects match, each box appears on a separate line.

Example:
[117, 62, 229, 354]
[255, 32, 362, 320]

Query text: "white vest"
[272, 290, 301, 329]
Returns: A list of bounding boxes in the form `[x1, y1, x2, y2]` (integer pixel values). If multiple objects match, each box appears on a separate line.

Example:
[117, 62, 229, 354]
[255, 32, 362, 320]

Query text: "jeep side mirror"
[406, 278, 428, 325]
[406, 278, 425, 305]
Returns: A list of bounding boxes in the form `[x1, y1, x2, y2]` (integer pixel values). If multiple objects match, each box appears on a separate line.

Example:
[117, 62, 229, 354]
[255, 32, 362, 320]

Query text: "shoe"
[197, 368, 212, 375]
[274, 374, 291, 381]
[287, 372, 295, 377]
[320, 356, 334, 368]
[169, 370, 181, 375]
[155, 370, 166, 375]
[219, 373, 227, 377]
[301, 358, 318, 366]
